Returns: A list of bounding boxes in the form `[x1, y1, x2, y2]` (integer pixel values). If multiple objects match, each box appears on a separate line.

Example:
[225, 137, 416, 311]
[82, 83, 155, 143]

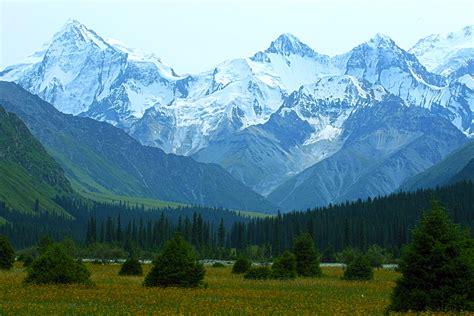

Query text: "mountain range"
[0, 82, 275, 213]
[1, 20, 472, 211]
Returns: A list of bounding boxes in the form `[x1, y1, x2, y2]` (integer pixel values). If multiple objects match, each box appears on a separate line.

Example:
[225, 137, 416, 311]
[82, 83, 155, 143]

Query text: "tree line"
[0, 181, 473, 259]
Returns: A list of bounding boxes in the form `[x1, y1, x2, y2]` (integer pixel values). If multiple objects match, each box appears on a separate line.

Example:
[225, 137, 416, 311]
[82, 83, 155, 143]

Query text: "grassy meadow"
[0, 263, 404, 315]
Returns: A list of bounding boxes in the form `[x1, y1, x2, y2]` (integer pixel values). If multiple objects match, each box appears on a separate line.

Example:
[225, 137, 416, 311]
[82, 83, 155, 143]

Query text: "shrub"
[293, 233, 322, 277]
[244, 266, 272, 280]
[232, 257, 251, 274]
[144, 234, 205, 288]
[389, 201, 474, 312]
[343, 254, 373, 281]
[366, 244, 385, 268]
[22, 255, 34, 268]
[24, 244, 92, 285]
[0, 235, 15, 270]
[272, 251, 297, 279]
[119, 257, 143, 276]
[212, 262, 225, 268]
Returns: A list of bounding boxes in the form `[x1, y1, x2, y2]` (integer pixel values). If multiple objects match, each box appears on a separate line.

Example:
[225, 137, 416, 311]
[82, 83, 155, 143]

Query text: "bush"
[244, 266, 272, 280]
[293, 233, 322, 277]
[336, 247, 357, 265]
[0, 235, 15, 270]
[24, 244, 92, 285]
[389, 201, 474, 312]
[272, 251, 297, 279]
[343, 254, 373, 281]
[232, 257, 251, 274]
[144, 234, 205, 288]
[212, 262, 225, 268]
[119, 257, 143, 276]
[366, 244, 386, 268]
[22, 255, 34, 268]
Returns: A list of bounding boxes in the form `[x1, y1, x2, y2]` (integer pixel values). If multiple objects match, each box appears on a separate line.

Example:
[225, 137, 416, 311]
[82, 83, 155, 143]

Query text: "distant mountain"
[0, 82, 275, 213]
[400, 140, 474, 191]
[409, 25, 474, 76]
[268, 97, 467, 211]
[0, 106, 73, 215]
[1, 21, 472, 209]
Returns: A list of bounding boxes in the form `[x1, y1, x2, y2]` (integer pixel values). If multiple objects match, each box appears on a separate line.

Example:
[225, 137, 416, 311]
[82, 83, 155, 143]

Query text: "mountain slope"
[0, 81, 275, 213]
[268, 97, 467, 211]
[399, 140, 474, 191]
[0, 106, 74, 214]
[409, 25, 474, 76]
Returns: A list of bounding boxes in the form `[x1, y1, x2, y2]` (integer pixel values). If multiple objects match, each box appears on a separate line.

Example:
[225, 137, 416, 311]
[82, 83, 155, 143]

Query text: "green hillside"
[0, 106, 73, 215]
[400, 140, 474, 191]
[0, 82, 276, 213]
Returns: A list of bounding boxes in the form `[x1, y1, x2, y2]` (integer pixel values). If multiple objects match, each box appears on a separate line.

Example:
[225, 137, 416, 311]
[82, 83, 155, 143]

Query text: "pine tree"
[144, 234, 205, 288]
[272, 251, 297, 279]
[0, 235, 15, 270]
[119, 257, 143, 276]
[232, 257, 251, 274]
[342, 253, 373, 280]
[389, 201, 474, 312]
[293, 233, 322, 277]
[24, 244, 91, 285]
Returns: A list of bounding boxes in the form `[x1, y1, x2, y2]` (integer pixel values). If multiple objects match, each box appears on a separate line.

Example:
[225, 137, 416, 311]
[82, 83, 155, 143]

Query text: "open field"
[0, 263, 405, 315]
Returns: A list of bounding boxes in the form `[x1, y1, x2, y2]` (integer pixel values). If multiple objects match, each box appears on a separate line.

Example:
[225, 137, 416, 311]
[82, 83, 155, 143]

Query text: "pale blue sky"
[1, 0, 473, 74]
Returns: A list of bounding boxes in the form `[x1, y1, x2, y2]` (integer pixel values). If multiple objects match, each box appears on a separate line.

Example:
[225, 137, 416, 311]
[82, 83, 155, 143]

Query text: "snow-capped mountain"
[409, 25, 474, 76]
[1, 20, 473, 209]
[0, 19, 179, 125]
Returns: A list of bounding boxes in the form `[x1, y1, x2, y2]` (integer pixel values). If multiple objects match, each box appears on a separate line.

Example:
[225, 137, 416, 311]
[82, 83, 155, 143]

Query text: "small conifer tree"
[342, 253, 373, 280]
[0, 236, 15, 270]
[293, 233, 322, 277]
[24, 244, 91, 285]
[272, 251, 297, 279]
[232, 257, 251, 274]
[119, 257, 143, 276]
[144, 234, 205, 288]
[389, 201, 474, 312]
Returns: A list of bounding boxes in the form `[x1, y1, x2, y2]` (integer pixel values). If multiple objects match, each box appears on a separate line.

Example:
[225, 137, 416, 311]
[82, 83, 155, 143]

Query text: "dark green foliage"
[144, 235, 205, 288]
[272, 251, 297, 279]
[366, 244, 386, 268]
[244, 266, 272, 280]
[232, 258, 252, 274]
[119, 257, 143, 276]
[322, 244, 336, 263]
[37, 235, 53, 255]
[22, 255, 34, 268]
[293, 233, 322, 277]
[336, 247, 357, 265]
[0, 235, 15, 270]
[389, 201, 474, 312]
[343, 254, 373, 281]
[212, 262, 225, 268]
[24, 244, 91, 285]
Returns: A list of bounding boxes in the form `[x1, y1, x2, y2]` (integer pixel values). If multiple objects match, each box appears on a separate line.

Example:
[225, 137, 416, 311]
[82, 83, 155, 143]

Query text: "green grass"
[77, 190, 186, 209]
[0, 161, 68, 217]
[0, 263, 406, 315]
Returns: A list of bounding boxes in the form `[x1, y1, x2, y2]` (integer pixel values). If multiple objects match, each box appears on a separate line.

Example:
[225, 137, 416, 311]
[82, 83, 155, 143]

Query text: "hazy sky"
[1, 0, 473, 73]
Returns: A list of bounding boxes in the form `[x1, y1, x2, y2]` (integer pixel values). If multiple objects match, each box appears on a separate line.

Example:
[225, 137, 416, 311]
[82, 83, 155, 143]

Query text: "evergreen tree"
[293, 233, 322, 277]
[119, 257, 143, 276]
[144, 234, 205, 288]
[0, 235, 15, 270]
[272, 251, 297, 279]
[389, 201, 474, 312]
[24, 244, 91, 285]
[342, 253, 373, 281]
[232, 257, 251, 274]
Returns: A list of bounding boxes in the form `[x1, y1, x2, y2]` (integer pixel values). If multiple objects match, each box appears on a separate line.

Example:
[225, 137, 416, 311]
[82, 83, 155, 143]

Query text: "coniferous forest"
[1, 181, 473, 259]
